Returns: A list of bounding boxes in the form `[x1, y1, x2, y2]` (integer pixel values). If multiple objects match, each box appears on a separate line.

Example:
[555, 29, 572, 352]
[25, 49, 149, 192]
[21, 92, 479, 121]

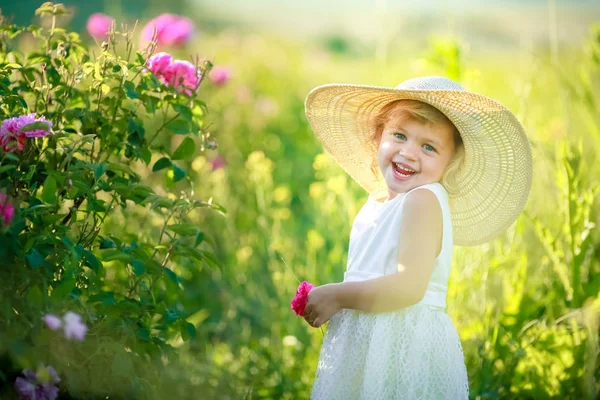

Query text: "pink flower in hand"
[291, 281, 315, 316]
[140, 14, 195, 48]
[163, 60, 200, 96]
[43, 314, 62, 331]
[86, 13, 115, 41]
[63, 312, 87, 341]
[209, 66, 231, 86]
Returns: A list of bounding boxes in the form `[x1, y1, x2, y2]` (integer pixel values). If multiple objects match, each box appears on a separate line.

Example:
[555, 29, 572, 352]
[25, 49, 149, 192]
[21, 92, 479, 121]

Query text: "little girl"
[302, 76, 533, 399]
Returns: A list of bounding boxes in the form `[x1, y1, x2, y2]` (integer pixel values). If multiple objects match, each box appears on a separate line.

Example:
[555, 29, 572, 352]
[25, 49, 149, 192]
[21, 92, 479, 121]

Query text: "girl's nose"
[399, 144, 417, 161]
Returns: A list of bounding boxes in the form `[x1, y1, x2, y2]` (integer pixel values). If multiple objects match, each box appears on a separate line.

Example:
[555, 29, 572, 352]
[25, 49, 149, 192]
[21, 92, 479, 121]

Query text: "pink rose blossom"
[211, 155, 227, 171]
[86, 13, 115, 41]
[0, 114, 52, 153]
[209, 66, 231, 86]
[0, 193, 15, 227]
[140, 14, 195, 48]
[291, 281, 315, 316]
[146, 52, 173, 80]
[163, 60, 200, 96]
[63, 312, 87, 341]
[43, 314, 62, 331]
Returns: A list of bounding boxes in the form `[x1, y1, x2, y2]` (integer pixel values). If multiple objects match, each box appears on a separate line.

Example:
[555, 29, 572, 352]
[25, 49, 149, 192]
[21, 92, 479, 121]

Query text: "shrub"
[0, 3, 222, 398]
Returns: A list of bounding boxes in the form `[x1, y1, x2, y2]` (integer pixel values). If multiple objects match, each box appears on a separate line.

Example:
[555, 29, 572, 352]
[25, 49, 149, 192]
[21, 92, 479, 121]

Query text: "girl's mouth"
[392, 162, 416, 180]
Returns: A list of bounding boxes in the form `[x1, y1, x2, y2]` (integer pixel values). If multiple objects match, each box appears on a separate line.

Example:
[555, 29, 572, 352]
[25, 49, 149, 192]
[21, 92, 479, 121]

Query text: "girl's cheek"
[379, 141, 392, 151]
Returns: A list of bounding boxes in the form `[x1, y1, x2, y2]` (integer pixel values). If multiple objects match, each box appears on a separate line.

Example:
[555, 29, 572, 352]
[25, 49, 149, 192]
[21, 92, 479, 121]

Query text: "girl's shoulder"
[404, 182, 449, 205]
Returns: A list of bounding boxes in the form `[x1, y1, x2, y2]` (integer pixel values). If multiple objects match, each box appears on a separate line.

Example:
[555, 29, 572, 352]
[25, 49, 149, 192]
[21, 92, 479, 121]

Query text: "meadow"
[0, 2, 598, 399]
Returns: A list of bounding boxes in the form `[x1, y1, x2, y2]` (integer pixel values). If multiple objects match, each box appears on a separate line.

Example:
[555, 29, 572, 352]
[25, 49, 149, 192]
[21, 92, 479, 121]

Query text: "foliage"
[193, 24, 600, 400]
[1, 2, 599, 399]
[0, 3, 224, 399]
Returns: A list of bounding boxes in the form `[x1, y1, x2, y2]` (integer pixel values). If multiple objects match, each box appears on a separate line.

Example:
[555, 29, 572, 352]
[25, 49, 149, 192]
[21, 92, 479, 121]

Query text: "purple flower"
[14, 366, 60, 400]
[140, 14, 195, 48]
[163, 60, 200, 96]
[86, 13, 115, 41]
[0, 114, 53, 153]
[209, 66, 231, 86]
[0, 193, 15, 227]
[63, 311, 87, 341]
[42, 314, 62, 331]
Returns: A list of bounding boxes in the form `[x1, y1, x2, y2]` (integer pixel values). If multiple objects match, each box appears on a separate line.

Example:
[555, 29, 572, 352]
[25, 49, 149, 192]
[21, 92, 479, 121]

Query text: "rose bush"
[0, 3, 224, 398]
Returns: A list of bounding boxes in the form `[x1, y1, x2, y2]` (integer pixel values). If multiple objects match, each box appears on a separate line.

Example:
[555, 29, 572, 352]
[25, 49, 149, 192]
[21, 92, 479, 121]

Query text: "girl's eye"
[423, 143, 436, 152]
[393, 133, 406, 140]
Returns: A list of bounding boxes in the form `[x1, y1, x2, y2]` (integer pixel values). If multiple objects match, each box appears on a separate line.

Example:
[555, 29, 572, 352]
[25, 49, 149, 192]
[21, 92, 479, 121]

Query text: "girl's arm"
[335, 188, 443, 313]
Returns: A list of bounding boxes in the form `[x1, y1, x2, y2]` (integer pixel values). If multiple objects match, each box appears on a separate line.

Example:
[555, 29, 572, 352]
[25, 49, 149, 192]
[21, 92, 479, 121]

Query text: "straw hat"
[304, 76, 533, 246]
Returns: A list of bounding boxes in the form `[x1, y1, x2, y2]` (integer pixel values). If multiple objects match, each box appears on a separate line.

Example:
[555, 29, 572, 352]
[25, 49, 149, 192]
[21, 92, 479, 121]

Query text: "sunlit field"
[0, 1, 598, 398]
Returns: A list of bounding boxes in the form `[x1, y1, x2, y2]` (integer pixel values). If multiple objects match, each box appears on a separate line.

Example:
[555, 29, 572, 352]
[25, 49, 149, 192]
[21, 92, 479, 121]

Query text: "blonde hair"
[369, 99, 465, 196]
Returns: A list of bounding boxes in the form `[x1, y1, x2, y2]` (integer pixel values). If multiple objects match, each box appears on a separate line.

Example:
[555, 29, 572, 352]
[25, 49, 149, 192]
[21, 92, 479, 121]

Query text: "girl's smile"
[377, 109, 457, 200]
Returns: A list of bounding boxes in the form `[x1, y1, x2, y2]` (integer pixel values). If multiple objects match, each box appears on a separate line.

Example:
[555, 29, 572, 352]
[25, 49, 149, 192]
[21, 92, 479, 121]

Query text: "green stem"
[147, 113, 179, 147]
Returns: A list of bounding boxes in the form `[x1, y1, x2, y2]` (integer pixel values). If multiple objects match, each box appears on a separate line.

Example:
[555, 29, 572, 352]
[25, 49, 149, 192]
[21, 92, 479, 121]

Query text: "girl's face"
[377, 108, 457, 200]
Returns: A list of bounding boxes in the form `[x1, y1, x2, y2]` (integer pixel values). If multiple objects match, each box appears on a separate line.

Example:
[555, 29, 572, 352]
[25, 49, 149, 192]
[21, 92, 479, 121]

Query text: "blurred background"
[2, 0, 600, 398]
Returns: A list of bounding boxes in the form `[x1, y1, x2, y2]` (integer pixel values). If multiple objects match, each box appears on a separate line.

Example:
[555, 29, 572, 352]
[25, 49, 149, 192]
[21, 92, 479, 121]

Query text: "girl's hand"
[303, 283, 342, 328]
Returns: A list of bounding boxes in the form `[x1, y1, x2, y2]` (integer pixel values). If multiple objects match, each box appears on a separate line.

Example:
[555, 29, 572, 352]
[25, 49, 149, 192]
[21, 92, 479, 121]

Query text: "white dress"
[311, 183, 469, 400]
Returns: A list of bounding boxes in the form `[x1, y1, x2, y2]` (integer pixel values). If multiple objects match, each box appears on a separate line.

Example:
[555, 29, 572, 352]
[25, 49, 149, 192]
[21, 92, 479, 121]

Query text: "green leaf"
[89, 291, 116, 305]
[100, 249, 131, 263]
[195, 232, 205, 247]
[140, 148, 152, 165]
[166, 119, 190, 135]
[99, 237, 117, 249]
[167, 223, 200, 236]
[4, 63, 22, 70]
[171, 137, 196, 160]
[152, 157, 172, 172]
[42, 175, 57, 205]
[52, 279, 75, 300]
[2, 153, 20, 162]
[19, 121, 51, 134]
[27, 286, 44, 308]
[94, 162, 108, 179]
[181, 321, 197, 341]
[172, 164, 186, 182]
[83, 250, 102, 273]
[136, 326, 151, 341]
[144, 194, 173, 210]
[164, 267, 182, 286]
[132, 258, 145, 276]
[107, 163, 137, 177]
[172, 104, 193, 123]
[0, 165, 16, 174]
[124, 81, 140, 99]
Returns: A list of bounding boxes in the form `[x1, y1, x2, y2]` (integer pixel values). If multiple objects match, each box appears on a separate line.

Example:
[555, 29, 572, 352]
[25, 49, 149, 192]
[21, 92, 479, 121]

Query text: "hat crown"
[395, 76, 465, 91]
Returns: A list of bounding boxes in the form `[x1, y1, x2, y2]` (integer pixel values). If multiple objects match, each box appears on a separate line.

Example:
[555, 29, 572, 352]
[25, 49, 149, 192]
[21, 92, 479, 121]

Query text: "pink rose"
[0, 113, 52, 153]
[291, 281, 315, 316]
[211, 155, 227, 171]
[86, 13, 115, 41]
[209, 66, 231, 86]
[0, 193, 14, 227]
[163, 60, 200, 96]
[146, 52, 173, 80]
[140, 14, 195, 48]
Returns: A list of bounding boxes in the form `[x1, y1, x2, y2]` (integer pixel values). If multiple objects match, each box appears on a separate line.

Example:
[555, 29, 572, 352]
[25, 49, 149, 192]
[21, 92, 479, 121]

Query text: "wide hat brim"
[304, 78, 533, 246]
